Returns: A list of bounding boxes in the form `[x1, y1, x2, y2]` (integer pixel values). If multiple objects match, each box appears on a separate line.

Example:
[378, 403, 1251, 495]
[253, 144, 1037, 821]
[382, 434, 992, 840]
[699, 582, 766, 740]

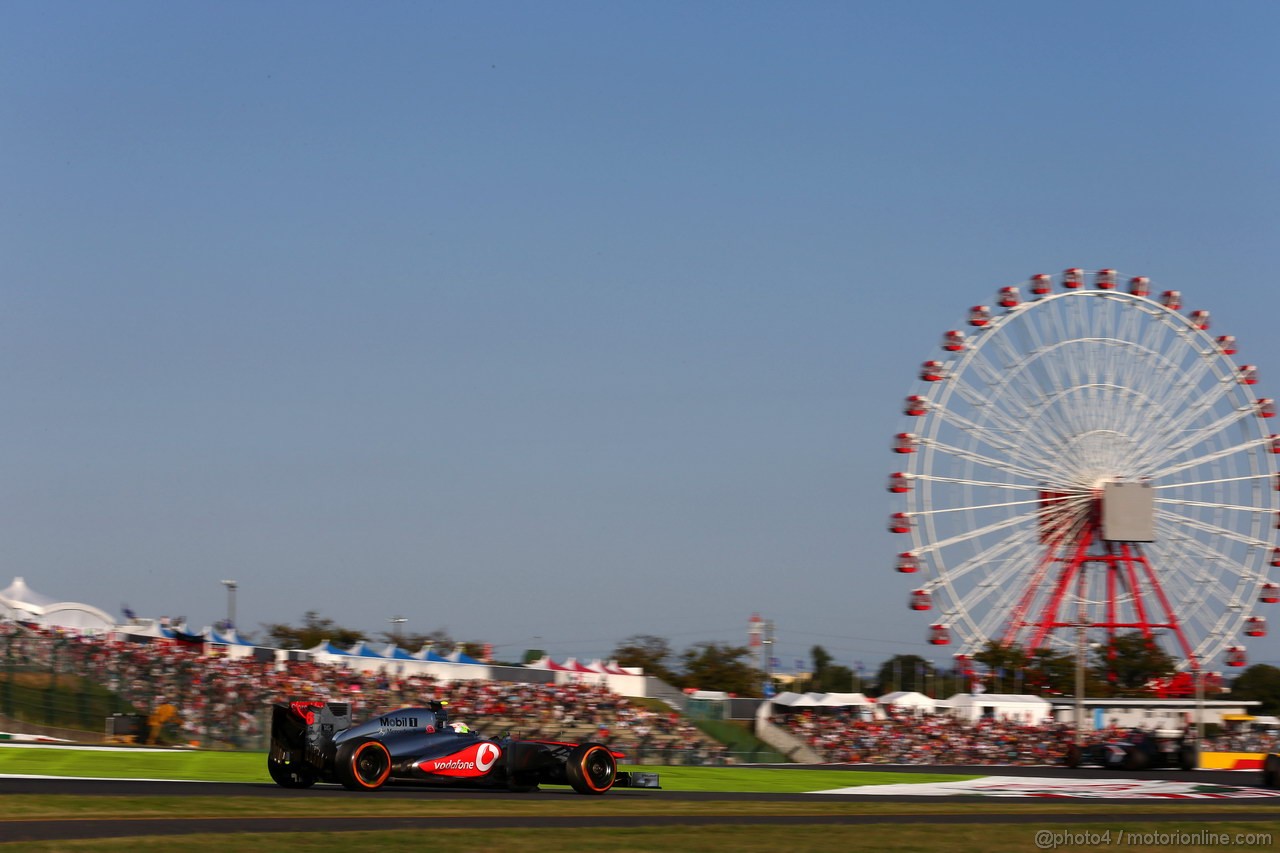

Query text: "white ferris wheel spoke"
[913, 473, 1041, 491]
[1147, 437, 1273, 482]
[1154, 473, 1271, 491]
[1153, 507, 1268, 551]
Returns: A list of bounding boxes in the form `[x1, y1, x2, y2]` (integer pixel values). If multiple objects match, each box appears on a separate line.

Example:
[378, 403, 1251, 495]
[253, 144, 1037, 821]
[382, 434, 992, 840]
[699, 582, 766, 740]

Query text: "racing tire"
[1178, 743, 1198, 772]
[1121, 745, 1149, 772]
[1064, 744, 1082, 769]
[1263, 754, 1280, 789]
[267, 756, 317, 789]
[565, 742, 616, 795]
[335, 738, 392, 791]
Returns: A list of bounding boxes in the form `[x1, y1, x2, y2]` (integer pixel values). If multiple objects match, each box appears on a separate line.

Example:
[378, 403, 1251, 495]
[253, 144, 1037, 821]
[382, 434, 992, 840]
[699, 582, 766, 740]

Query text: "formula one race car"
[1064, 729, 1197, 771]
[267, 700, 660, 795]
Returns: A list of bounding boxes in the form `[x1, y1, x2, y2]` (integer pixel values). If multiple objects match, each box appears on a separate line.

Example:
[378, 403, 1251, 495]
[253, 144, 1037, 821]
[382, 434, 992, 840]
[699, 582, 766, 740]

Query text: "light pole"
[1194, 656, 1205, 745]
[220, 580, 237, 631]
[388, 616, 407, 645]
[1073, 570, 1090, 745]
[762, 620, 775, 696]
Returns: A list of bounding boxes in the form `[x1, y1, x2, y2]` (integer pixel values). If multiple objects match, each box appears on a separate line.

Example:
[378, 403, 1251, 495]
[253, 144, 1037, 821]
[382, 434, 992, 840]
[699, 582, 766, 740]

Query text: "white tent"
[0, 576, 115, 633]
[876, 691, 937, 715]
[770, 691, 874, 714]
[816, 692, 873, 708]
[786, 692, 825, 708]
[945, 693, 1051, 724]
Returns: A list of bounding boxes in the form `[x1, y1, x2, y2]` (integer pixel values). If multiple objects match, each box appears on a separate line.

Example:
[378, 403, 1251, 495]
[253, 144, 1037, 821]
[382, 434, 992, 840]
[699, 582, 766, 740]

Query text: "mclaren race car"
[267, 699, 660, 794]
[1064, 729, 1197, 771]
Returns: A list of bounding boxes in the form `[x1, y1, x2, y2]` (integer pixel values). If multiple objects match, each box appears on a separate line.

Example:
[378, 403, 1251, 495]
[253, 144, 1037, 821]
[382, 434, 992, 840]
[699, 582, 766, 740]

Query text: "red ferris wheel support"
[999, 489, 1196, 673]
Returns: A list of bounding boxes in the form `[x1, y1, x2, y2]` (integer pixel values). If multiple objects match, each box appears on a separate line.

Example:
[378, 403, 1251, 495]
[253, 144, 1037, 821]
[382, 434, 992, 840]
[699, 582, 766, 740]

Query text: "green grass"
[0, 672, 139, 731]
[0, 744, 977, 791]
[690, 718, 786, 762]
[5, 793, 1280, 821]
[4, 821, 1280, 852]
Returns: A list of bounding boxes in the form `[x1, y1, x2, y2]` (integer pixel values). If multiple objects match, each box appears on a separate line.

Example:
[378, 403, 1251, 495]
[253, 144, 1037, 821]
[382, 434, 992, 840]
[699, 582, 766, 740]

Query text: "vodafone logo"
[476, 742, 500, 773]
[422, 742, 503, 777]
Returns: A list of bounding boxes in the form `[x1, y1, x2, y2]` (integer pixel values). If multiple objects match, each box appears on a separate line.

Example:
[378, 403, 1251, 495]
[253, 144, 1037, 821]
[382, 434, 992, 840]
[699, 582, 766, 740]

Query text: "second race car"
[267, 699, 660, 795]
[1064, 728, 1198, 771]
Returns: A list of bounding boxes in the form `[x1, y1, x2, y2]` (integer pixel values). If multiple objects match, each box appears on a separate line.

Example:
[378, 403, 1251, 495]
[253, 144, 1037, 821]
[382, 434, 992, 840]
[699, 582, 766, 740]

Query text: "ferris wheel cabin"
[967, 306, 991, 327]
[887, 472, 912, 493]
[920, 361, 948, 382]
[903, 395, 931, 416]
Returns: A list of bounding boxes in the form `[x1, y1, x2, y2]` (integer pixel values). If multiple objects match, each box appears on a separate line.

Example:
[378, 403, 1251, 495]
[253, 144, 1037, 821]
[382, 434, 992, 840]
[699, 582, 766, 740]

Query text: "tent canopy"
[878, 690, 936, 708]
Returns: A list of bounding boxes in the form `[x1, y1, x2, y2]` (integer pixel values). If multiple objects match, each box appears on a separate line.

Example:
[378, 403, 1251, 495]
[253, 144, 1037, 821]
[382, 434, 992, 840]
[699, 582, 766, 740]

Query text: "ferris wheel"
[888, 268, 1280, 674]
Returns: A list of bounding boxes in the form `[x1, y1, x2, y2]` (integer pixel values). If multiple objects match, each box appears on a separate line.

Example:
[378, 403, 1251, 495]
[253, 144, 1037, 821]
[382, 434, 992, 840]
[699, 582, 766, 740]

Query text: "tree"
[611, 635, 678, 684]
[1230, 664, 1280, 715]
[931, 665, 969, 698]
[874, 654, 933, 695]
[973, 641, 1031, 692]
[678, 642, 762, 696]
[1093, 632, 1176, 695]
[377, 628, 453, 651]
[804, 645, 854, 694]
[261, 611, 365, 650]
[1026, 647, 1078, 696]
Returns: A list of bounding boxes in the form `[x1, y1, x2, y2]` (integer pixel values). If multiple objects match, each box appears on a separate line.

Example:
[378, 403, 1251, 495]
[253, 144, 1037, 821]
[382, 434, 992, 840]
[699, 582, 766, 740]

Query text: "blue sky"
[2, 2, 1279, 674]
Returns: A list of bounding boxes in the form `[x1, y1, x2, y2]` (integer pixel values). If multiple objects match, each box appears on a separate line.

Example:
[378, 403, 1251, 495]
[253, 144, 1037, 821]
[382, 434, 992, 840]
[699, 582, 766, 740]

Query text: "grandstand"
[0, 623, 730, 763]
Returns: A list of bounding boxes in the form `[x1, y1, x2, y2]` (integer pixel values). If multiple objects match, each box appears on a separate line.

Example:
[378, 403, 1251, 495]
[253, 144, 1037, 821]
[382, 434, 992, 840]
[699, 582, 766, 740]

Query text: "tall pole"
[1074, 618, 1086, 743]
[1073, 560, 1090, 744]
[762, 620, 775, 695]
[388, 616, 407, 645]
[1195, 657, 1205, 744]
[220, 580, 237, 631]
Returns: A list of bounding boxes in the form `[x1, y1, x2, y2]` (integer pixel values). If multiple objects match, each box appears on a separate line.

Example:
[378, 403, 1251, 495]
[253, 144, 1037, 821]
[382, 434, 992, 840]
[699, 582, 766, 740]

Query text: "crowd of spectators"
[10, 624, 1274, 767]
[776, 706, 1078, 764]
[1203, 729, 1280, 754]
[1, 625, 723, 762]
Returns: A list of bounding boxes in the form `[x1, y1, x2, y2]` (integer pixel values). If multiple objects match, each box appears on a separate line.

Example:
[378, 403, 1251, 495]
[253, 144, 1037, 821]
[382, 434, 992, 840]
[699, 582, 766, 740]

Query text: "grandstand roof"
[0, 576, 115, 633]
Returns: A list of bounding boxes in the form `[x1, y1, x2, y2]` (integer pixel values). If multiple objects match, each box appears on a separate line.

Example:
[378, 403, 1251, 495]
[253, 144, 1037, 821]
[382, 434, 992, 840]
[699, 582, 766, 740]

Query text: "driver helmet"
[449, 721, 470, 734]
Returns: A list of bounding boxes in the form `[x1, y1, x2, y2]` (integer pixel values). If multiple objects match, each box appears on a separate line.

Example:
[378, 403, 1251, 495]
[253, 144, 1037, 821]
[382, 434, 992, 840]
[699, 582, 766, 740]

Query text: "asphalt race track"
[4, 765, 1279, 843]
